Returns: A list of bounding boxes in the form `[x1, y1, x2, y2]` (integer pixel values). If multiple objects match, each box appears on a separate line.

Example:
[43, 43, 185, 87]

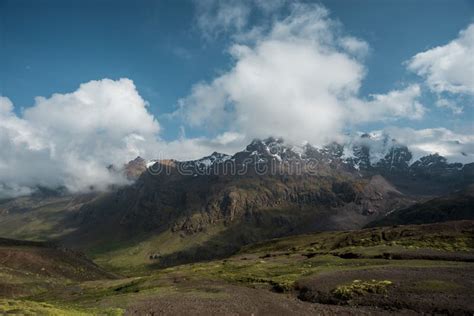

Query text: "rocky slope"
[137, 136, 472, 191]
[59, 138, 423, 261]
[0, 237, 115, 298]
[368, 185, 474, 227]
[1, 136, 472, 267]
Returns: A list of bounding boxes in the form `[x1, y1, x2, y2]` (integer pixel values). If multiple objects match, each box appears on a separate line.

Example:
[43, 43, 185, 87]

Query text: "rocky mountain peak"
[232, 137, 299, 164]
[124, 156, 147, 180]
[190, 152, 231, 169]
[245, 137, 285, 155]
[121, 135, 472, 182]
[375, 145, 412, 174]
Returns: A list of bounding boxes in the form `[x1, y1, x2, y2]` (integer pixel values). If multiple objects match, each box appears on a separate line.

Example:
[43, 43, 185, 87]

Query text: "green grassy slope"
[0, 194, 101, 241]
[6, 220, 473, 315]
[0, 238, 116, 298]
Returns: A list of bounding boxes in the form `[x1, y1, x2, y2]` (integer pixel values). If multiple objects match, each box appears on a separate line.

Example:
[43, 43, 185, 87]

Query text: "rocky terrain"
[42, 137, 468, 264]
[0, 137, 472, 268]
[369, 185, 474, 227]
[0, 221, 473, 315]
[0, 136, 473, 314]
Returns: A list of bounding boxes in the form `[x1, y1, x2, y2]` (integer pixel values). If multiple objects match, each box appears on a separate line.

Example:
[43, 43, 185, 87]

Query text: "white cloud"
[194, 0, 251, 40]
[435, 98, 463, 115]
[194, 0, 292, 41]
[339, 36, 370, 59]
[0, 79, 249, 198]
[349, 84, 425, 121]
[407, 24, 474, 95]
[0, 79, 161, 197]
[180, 3, 425, 146]
[158, 132, 246, 161]
[385, 127, 474, 164]
[0, 75, 470, 199]
[1, 4, 472, 198]
[25, 78, 159, 137]
[0, 97, 14, 113]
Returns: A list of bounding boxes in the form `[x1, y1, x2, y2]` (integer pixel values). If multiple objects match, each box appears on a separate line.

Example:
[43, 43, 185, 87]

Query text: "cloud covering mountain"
[0, 79, 158, 197]
[0, 2, 473, 198]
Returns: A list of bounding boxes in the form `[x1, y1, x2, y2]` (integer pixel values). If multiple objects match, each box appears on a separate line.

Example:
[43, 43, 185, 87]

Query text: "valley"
[0, 137, 473, 314]
[0, 221, 473, 314]
[2, 1, 473, 314]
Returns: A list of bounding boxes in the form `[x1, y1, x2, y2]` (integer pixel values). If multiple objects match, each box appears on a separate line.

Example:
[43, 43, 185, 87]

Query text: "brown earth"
[296, 266, 474, 314]
[0, 238, 116, 298]
[0, 240, 115, 281]
[124, 280, 393, 316]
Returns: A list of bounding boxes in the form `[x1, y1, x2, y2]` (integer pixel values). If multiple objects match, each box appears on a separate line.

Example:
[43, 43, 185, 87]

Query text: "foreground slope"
[6, 220, 471, 315]
[120, 220, 474, 314]
[0, 238, 115, 299]
[0, 238, 123, 315]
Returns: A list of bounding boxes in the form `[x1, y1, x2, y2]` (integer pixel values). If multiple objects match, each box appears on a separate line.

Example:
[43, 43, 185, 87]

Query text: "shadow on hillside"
[149, 207, 337, 268]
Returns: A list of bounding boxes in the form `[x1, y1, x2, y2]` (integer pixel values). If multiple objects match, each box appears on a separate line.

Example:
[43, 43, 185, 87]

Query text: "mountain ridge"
[1, 136, 472, 270]
[141, 136, 473, 178]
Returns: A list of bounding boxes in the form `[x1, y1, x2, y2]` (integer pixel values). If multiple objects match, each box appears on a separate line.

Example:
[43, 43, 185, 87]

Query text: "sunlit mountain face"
[1, 1, 473, 314]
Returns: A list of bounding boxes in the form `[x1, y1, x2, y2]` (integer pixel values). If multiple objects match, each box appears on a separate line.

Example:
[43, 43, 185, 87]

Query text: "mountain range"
[1, 135, 471, 267]
[1, 135, 473, 314]
[131, 135, 473, 190]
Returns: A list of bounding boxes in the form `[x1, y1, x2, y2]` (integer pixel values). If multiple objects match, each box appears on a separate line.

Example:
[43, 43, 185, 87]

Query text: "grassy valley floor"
[1, 220, 474, 315]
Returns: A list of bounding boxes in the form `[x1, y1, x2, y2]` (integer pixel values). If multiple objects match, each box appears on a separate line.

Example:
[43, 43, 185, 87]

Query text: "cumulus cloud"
[1, 3, 472, 198]
[0, 76, 470, 199]
[0, 79, 249, 198]
[0, 79, 161, 197]
[180, 3, 425, 146]
[407, 24, 474, 96]
[349, 84, 425, 121]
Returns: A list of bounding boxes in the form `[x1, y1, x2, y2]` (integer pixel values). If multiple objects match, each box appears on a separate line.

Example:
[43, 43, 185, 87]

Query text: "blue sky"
[1, 0, 473, 140]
